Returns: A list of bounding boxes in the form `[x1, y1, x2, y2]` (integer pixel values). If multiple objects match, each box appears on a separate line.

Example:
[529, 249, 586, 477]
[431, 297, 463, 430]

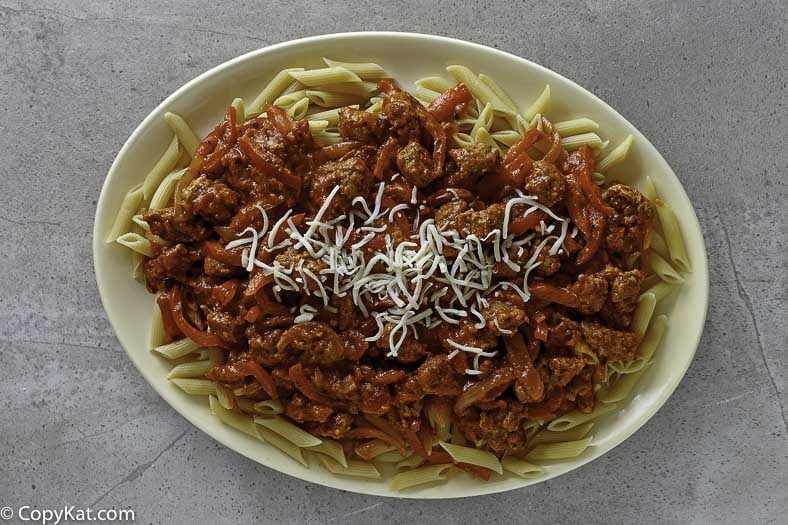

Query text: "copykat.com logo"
[0, 505, 135, 524]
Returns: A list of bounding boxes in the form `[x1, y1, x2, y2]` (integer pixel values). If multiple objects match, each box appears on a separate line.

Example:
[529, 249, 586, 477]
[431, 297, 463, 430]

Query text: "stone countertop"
[0, 1, 785, 523]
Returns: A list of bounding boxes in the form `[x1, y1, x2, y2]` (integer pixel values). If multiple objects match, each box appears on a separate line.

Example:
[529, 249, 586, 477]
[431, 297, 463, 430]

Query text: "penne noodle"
[209, 396, 258, 438]
[357, 439, 397, 460]
[473, 127, 498, 149]
[231, 97, 245, 123]
[478, 73, 519, 113]
[554, 117, 600, 137]
[131, 214, 150, 233]
[630, 292, 657, 338]
[166, 359, 214, 379]
[306, 106, 345, 125]
[253, 399, 284, 415]
[560, 132, 604, 151]
[439, 441, 503, 474]
[164, 112, 199, 157]
[528, 422, 594, 446]
[253, 416, 322, 448]
[116, 232, 153, 257]
[131, 249, 144, 282]
[574, 339, 599, 365]
[322, 58, 388, 80]
[396, 453, 425, 470]
[315, 81, 378, 96]
[654, 199, 691, 272]
[149, 168, 185, 210]
[415, 76, 455, 93]
[247, 68, 305, 118]
[307, 120, 329, 134]
[412, 85, 441, 105]
[318, 455, 381, 479]
[153, 337, 201, 360]
[547, 403, 618, 432]
[501, 457, 544, 479]
[285, 97, 310, 120]
[641, 175, 657, 202]
[290, 67, 362, 87]
[235, 397, 259, 415]
[374, 449, 412, 463]
[597, 135, 634, 172]
[105, 185, 143, 242]
[470, 102, 495, 138]
[170, 378, 216, 396]
[216, 384, 235, 410]
[148, 302, 166, 349]
[491, 129, 523, 147]
[280, 79, 304, 96]
[256, 425, 307, 467]
[633, 314, 668, 367]
[450, 423, 468, 446]
[446, 65, 511, 114]
[274, 90, 307, 107]
[651, 251, 684, 284]
[141, 135, 181, 201]
[592, 171, 606, 186]
[597, 363, 652, 404]
[366, 98, 383, 113]
[642, 281, 675, 302]
[308, 439, 348, 468]
[523, 85, 551, 121]
[649, 230, 670, 260]
[452, 132, 475, 148]
[306, 90, 365, 108]
[313, 131, 343, 146]
[390, 464, 453, 491]
[526, 437, 592, 461]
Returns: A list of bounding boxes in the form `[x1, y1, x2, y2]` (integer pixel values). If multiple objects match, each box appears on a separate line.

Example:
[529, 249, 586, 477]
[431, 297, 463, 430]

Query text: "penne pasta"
[439, 441, 503, 474]
[313, 131, 342, 146]
[216, 383, 235, 410]
[491, 129, 523, 147]
[560, 132, 604, 151]
[523, 85, 551, 121]
[153, 337, 201, 360]
[307, 120, 329, 134]
[366, 98, 383, 113]
[597, 363, 652, 404]
[141, 135, 180, 201]
[554, 117, 600, 137]
[166, 359, 214, 379]
[253, 416, 322, 448]
[164, 112, 199, 157]
[501, 457, 545, 479]
[170, 378, 216, 396]
[253, 399, 284, 415]
[470, 102, 495, 138]
[209, 396, 258, 438]
[374, 449, 412, 463]
[290, 67, 362, 87]
[649, 230, 670, 260]
[322, 58, 388, 80]
[528, 422, 594, 446]
[149, 168, 185, 210]
[105, 185, 143, 242]
[574, 339, 599, 365]
[256, 425, 307, 467]
[630, 292, 657, 338]
[235, 397, 259, 414]
[131, 249, 144, 282]
[547, 403, 618, 432]
[318, 455, 381, 479]
[446, 65, 511, 114]
[247, 68, 305, 118]
[641, 175, 657, 201]
[395, 453, 425, 470]
[316, 81, 378, 96]
[306, 90, 365, 108]
[473, 127, 498, 149]
[642, 281, 676, 302]
[116, 232, 153, 257]
[390, 464, 453, 491]
[651, 251, 684, 284]
[285, 97, 310, 120]
[654, 199, 691, 272]
[148, 302, 166, 349]
[415, 76, 455, 93]
[452, 132, 475, 148]
[273, 90, 307, 107]
[307, 439, 348, 468]
[231, 97, 245, 123]
[526, 437, 592, 461]
[597, 135, 634, 172]
[412, 85, 441, 105]
[357, 439, 397, 460]
[478, 73, 519, 113]
[592, 171, 606, 186]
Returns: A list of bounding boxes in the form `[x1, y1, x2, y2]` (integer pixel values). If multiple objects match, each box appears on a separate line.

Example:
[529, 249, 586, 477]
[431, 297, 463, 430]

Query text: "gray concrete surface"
[1, 1, 786, 523]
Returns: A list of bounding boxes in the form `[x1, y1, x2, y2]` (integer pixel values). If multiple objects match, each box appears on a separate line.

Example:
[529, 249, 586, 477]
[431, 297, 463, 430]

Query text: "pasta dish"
[106, 59, 690, 490]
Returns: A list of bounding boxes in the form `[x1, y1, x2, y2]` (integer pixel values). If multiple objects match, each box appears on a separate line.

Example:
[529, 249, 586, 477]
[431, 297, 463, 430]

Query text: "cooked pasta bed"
[106, 59, 690, 491]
